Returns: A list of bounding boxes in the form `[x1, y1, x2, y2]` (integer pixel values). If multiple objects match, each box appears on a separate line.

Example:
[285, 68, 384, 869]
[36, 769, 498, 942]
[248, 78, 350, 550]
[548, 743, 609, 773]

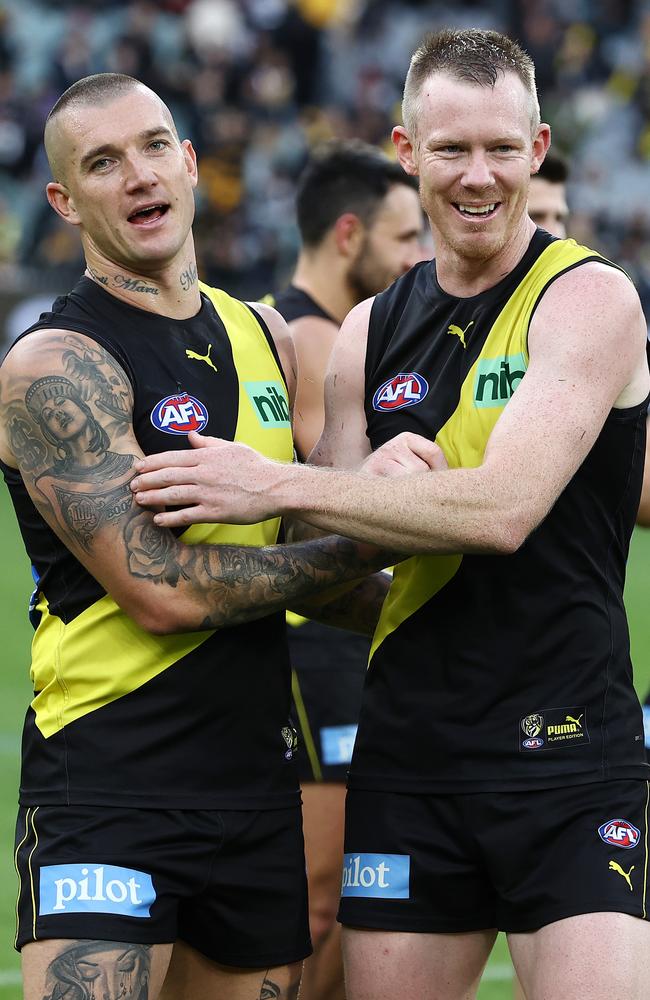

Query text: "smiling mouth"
[454, 203, 500, 220]
[128, 204, 170, 225]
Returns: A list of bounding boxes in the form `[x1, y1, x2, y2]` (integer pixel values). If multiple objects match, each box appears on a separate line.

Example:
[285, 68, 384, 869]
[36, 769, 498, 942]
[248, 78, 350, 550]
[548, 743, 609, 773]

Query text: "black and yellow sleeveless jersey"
[1, 276, 298, 809]
[349, 230, 650, 793]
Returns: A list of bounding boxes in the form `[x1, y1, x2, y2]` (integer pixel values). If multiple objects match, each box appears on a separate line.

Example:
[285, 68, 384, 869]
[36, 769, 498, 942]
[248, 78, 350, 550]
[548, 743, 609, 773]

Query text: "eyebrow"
[79, 126, 175, 171]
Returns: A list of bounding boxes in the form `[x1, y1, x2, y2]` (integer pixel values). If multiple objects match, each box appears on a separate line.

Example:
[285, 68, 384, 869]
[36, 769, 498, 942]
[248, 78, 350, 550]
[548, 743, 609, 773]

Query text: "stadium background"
[0, 0, 648, 995]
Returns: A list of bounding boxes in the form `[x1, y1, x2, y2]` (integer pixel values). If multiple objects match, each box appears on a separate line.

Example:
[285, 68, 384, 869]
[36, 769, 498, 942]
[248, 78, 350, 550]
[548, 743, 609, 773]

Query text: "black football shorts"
[338, 780, 650, 933]
[15, 803, 311, 967]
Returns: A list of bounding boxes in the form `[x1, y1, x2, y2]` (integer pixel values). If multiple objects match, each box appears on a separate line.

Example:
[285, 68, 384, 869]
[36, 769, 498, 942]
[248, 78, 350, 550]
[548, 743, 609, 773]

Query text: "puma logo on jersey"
[609, 860, 635, 891]
[447, 321, 473, 347]
[565, 714, 583, 728]
[186, 344, 218, 373]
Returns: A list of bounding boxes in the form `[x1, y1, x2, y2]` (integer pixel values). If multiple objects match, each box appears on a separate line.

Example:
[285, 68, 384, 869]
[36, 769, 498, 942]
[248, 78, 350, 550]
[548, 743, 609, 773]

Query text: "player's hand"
[130, 432, 286, 527]
[361, 432, 448, 477]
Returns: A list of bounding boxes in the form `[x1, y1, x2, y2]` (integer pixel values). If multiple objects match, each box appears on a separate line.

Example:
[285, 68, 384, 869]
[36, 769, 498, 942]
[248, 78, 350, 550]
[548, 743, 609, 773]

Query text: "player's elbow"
[126, 596, 211, 635]
[478, 507, 534, 555]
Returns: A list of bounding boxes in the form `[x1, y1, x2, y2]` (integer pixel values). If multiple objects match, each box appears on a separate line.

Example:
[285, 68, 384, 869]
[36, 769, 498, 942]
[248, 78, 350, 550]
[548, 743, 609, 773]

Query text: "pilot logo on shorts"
[39, 863, 156, 917]
[598, 819, 640, 850]
[519, 706, 589, 752]
[341, 853, 410, 898]
[150, 392, 209, 435]
[372, 373, 429, 411]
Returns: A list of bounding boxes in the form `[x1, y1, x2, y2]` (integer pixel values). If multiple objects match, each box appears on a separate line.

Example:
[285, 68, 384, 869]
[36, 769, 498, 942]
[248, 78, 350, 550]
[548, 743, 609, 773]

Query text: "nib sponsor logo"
[39, 863, 156, 917]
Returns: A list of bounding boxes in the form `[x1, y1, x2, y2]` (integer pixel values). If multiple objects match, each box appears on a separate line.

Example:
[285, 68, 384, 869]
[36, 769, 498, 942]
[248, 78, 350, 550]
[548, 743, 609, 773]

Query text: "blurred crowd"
[0, 0, 649, 316]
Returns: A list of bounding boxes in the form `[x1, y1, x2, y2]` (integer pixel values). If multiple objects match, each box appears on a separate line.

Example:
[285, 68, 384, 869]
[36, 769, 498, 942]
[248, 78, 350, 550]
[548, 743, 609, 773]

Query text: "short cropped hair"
[45, 73, 178, 179]
[402, 28, 540, 139]
[295, 139, 418, 248]
[536, 149, 569, 184]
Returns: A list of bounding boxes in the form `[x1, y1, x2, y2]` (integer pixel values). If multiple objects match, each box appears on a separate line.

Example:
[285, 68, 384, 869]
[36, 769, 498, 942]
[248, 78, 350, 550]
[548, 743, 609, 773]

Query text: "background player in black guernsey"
[131, 29, 650, 1000]
[0, 74, 393, 1000]
[267, 139, 422, 1000]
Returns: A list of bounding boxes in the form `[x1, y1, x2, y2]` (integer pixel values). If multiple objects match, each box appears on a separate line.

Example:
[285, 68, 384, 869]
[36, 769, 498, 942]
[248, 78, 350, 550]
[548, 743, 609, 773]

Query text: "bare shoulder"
[533, 262, 644, 342]
[529, 261, 648, 407]
[248, 300, 297, 401]
[289, 313, 339, 345]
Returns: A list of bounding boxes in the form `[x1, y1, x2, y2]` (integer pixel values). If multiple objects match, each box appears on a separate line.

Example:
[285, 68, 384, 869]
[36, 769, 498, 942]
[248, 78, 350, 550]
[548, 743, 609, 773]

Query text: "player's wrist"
[270, 460, 321, 517]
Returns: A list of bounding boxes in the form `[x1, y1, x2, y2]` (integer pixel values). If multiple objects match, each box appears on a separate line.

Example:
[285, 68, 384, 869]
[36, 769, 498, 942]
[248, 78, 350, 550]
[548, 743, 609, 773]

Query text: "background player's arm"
[0, 328, 387, 635]
[308, 297, 374, 470]
[288, 314, 340, 460]
[132, 266, 649, 553]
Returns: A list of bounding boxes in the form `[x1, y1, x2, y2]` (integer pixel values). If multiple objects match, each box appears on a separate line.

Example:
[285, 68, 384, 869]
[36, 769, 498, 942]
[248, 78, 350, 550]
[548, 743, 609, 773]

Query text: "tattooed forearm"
[126, 511, 191, 586]
[179, 262, 198, 291]
[42, 940, 151, 1000]
[193, 535, 389, 630]
[289, 569, 392, 635]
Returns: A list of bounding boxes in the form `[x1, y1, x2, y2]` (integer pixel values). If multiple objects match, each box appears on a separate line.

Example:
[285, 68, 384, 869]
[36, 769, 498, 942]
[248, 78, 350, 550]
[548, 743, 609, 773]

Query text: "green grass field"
[0, 486, 647, 998]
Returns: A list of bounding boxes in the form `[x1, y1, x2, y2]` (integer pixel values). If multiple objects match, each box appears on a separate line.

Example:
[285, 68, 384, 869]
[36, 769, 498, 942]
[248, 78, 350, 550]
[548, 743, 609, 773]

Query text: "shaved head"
[44, 73, 178, 183]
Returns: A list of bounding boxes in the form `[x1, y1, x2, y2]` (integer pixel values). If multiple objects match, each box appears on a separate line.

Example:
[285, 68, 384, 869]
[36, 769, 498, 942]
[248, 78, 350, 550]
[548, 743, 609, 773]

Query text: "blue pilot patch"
[341, 853, 410, 898]
[320, 724, 357, 765]
[39, 863, 156, 917]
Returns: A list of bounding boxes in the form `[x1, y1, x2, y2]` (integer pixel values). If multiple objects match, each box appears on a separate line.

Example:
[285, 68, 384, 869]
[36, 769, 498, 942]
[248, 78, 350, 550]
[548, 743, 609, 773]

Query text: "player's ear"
[531, 123, 551, 175]
[333, 212, 364, 257]
[181, 139, 198, 188]
[392, 126, 418, 176]
[46, 182, 81, 226]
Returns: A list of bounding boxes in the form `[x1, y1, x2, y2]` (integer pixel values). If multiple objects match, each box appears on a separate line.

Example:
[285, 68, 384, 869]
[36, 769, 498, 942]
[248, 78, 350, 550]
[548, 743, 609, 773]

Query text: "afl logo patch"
[150, 393, 209, 435]
[598, 819, 640, 850]
[521, 738, 544, 750]
[372, 372, 429, 411]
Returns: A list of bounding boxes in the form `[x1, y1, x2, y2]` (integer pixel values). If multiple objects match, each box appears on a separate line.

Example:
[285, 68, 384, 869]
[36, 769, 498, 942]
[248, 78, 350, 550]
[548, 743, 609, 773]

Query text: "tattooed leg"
[159, 941, 303, 1000]
[21, 939, 173, 1000]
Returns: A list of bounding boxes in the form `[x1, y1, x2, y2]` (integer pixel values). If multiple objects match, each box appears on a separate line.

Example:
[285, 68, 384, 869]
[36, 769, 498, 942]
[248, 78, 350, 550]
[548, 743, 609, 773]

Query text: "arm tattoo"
[289, 569, 391, 636]
[62, 334, 131, 431]
[125, 512, 190, 586]
[55, 478, 134, 552]
[4, 335, 387, 631]
[42, 940, 151, 1000]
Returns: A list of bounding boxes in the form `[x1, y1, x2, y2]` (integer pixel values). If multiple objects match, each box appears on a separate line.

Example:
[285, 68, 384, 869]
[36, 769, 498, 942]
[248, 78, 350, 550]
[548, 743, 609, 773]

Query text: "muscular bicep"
[481, 265, 649, 527]
[309, 298, 373, 471]
[0, 329, 162, 616]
